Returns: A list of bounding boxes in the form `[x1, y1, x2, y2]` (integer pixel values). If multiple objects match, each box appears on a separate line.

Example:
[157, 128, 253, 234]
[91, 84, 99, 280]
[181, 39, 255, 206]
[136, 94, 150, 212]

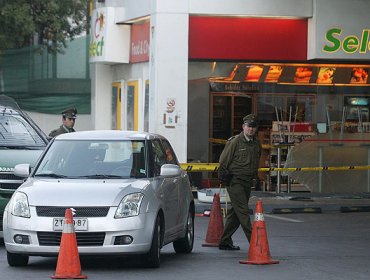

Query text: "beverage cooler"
[345, 97, 370, 122]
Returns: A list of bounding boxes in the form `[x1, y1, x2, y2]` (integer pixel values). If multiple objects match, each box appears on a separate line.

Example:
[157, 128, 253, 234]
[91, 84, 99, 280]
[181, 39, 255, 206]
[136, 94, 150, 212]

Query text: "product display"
[265, 66, 283, 82]
[316, 67, 336, 84]
[245, 65, 263, 82]
[350, 67, 368, 84]
[294, 67, 312, 83]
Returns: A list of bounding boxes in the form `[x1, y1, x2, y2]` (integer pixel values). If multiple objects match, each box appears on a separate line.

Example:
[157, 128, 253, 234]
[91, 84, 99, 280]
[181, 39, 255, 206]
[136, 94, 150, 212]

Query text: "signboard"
[189, 17, 307, 61]
[89, 7, 130, 64]
[308, 0, 370, 60]
[130, 21, 150, 63]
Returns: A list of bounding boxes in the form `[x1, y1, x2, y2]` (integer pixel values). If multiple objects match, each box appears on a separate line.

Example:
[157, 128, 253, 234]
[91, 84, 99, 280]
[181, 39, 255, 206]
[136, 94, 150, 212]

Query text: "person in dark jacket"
[218, 114, 261, 250]
[49, 107, 77, 137]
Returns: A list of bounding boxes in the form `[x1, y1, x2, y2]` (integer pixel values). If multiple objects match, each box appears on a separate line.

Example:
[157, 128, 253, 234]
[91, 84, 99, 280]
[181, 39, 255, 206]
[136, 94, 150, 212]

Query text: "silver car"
[3, 130, 194, 268]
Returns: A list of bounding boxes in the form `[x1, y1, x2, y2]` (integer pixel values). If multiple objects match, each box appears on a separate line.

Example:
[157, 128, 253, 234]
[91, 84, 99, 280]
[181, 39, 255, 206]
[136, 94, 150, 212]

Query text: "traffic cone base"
[51, 208, 87, 279]
[240, 259, 279, 265]
[202, 193, 224, 247]
[52, 274, 87, 279]
[240, 200, 279, 265]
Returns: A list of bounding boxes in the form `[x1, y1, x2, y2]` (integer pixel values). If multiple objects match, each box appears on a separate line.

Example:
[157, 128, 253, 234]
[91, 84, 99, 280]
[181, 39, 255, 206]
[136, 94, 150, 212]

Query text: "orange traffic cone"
[202, 193, 224, 247]
[51, 208, 87, 279]
[240, 200, 279, 265]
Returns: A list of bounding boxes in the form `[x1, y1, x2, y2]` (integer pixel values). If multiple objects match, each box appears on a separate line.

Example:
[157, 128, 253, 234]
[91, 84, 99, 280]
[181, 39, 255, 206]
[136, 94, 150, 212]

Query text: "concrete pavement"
[194, 190, 370, 214]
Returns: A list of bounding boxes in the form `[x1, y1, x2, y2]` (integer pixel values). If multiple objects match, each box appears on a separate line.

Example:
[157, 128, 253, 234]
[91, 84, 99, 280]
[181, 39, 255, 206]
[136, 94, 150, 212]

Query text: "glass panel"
[144, 81, 149, 132]
[0, 114, 46, 146]
[151, 139, 167, 176]
[112, 86, 118, 129]
[35, 140, 146, 178]
[257, 94, 316, 125]
[212, 95, 231, 139]
[161, 139, 178, 164]
[233, 96, 252, 134]
[127, 85, 135, 130]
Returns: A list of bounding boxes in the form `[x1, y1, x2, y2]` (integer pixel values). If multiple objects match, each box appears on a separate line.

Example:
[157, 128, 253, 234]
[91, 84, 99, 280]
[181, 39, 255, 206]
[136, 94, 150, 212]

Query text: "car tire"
[7, 251, 29, 267]
[173, 207, 194, 253]
[143, 215, 161, 268]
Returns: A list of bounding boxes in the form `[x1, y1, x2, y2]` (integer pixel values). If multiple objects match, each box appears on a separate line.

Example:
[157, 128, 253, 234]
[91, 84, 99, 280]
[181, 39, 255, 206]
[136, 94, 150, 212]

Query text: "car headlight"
[10, 192, 30, 218]
[115, 193, 144, 218]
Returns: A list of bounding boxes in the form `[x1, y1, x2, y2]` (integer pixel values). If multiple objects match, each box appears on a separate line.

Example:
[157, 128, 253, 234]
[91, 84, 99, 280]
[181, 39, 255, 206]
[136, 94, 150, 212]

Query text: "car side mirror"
[160, 164, 182, 177]
[14, 164, 31, 178]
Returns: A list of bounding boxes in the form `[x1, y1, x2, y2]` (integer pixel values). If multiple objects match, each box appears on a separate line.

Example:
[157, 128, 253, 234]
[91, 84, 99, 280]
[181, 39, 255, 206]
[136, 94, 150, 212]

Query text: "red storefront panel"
[189, 17, 307, 61]
[130, 21, 150, 63]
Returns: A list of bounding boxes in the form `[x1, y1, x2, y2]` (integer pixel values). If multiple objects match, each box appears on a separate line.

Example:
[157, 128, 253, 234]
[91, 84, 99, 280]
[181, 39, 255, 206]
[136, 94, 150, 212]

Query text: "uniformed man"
[49, 107, 78, 137]
[218, 114, 261, 250]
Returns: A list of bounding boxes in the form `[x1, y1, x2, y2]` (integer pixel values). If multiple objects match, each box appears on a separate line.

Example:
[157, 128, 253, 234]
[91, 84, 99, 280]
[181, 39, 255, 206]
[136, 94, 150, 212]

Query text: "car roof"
[0, 95, 49, 144]
[54, 130, 167, 141]
[0, 95, 22, 115]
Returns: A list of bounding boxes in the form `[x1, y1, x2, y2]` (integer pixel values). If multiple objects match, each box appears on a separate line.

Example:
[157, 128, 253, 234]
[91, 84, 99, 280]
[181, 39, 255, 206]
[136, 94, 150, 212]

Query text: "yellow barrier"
[180, 163, 370, 172]
[197, 138, 370, 172]
[180, 163, 219, 172]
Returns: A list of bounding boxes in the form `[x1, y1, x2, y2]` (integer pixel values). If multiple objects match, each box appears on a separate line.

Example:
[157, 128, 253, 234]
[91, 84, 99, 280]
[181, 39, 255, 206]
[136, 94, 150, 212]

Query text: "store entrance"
[209, 93, 253, 162]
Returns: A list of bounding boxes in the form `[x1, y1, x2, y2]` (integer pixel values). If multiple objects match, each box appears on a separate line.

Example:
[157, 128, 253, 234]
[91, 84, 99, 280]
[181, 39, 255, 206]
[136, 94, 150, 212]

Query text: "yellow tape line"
[180, 163, 370, 172]
[180, 163, 220, 172]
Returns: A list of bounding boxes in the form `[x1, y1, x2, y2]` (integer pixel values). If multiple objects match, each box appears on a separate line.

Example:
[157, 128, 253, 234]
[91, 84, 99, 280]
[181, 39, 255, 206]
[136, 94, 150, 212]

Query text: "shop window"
[257, 94, 315, 126]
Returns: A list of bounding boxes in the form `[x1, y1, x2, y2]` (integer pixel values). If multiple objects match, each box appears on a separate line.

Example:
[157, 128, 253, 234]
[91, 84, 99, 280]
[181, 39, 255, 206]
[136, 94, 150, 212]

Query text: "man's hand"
[218, 167, 232, 185]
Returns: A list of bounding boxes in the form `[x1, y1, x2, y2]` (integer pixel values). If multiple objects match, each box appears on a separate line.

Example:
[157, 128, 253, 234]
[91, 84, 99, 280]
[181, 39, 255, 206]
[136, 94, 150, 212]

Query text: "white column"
[149, 8, 189, 162]
[91, 63, 113, 130]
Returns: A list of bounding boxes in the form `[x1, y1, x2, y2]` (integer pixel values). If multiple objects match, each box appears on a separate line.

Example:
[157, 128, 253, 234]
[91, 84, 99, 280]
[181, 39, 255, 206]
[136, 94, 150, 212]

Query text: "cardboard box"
[291, 122, 314, 132]
[272, 121, 313, 132]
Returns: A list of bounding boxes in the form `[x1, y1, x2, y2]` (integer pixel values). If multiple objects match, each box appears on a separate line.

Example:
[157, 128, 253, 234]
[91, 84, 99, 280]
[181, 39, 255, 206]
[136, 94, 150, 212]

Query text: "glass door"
[112, 82, 122, 130]
[127, 81, 139, 131]
[233, 95, 253, 135]
[209, 93, 252, 162]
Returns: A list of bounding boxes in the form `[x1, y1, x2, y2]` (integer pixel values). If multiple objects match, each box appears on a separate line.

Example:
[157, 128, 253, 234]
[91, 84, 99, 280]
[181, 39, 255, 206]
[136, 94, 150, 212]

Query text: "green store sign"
[323, 28, 370, 54]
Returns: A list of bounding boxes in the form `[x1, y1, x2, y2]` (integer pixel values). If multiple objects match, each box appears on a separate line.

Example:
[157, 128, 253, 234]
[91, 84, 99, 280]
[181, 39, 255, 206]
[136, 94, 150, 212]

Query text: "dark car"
[0, 95, 49, 237]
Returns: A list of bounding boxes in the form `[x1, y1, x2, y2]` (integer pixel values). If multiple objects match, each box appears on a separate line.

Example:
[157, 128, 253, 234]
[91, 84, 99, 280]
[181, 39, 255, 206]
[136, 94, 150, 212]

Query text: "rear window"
[0, 114, 46, 147]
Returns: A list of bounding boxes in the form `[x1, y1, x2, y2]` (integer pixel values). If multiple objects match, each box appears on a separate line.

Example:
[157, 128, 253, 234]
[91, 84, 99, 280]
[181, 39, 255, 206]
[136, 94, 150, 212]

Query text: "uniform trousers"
[219, 176, 253, 246]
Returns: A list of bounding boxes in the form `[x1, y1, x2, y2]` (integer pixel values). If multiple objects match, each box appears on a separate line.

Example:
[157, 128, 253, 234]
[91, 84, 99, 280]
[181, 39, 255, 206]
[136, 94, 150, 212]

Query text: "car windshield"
[0, 114, 46, 147]
[35, 139, 147, 179]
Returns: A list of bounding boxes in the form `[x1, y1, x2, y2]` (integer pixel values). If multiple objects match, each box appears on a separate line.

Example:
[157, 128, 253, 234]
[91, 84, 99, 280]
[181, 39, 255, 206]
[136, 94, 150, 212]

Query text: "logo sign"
[323, 28, 370, 54]
[89, 7, 130, 64]
[130, 21, 150, 63]
[0, 167, 14, 172]
[89, 9, 106, 58]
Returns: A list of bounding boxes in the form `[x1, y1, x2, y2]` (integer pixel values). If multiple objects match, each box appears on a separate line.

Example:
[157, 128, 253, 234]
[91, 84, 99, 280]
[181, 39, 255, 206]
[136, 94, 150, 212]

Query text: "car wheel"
[173, 208, 194, 253]
[143, 215, 161, 268]
[7, 251, 29, 267]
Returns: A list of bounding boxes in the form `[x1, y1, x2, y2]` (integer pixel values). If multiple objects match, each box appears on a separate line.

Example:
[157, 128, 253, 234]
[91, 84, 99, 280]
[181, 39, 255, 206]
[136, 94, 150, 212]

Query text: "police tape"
[180, 163, 220, 172]
[179, 163, 370, 172]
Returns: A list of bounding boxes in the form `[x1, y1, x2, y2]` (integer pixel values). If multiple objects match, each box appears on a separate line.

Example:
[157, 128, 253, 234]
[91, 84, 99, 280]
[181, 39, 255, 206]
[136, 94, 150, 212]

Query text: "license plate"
[53, 218, 88, 231]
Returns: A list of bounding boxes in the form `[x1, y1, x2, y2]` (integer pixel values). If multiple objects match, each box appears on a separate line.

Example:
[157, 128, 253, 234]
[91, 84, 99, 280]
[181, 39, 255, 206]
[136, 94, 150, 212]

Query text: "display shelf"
[330, 121, 370, 133]
[267, 130, 315, 192]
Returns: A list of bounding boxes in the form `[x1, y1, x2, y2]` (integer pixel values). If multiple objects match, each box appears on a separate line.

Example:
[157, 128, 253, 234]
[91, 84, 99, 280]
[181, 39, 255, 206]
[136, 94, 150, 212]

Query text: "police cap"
[62, 107, 77, 119]
[243, 114, 258, 127]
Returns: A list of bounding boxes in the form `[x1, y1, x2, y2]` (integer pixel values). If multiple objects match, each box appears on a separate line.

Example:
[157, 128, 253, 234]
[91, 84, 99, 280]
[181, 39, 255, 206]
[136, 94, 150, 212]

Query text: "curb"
[340, 206, 370, 213]
[272, 207, 322, 214]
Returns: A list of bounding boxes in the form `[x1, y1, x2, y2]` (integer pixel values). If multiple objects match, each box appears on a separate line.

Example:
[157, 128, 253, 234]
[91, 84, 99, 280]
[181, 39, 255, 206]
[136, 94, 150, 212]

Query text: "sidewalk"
[195, 191, 370, 214]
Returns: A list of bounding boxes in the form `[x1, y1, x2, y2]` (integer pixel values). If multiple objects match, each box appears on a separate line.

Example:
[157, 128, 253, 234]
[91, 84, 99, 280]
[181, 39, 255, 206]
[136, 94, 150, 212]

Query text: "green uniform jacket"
[219, 132, 261, 180]
[49, 125, 76, 138]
